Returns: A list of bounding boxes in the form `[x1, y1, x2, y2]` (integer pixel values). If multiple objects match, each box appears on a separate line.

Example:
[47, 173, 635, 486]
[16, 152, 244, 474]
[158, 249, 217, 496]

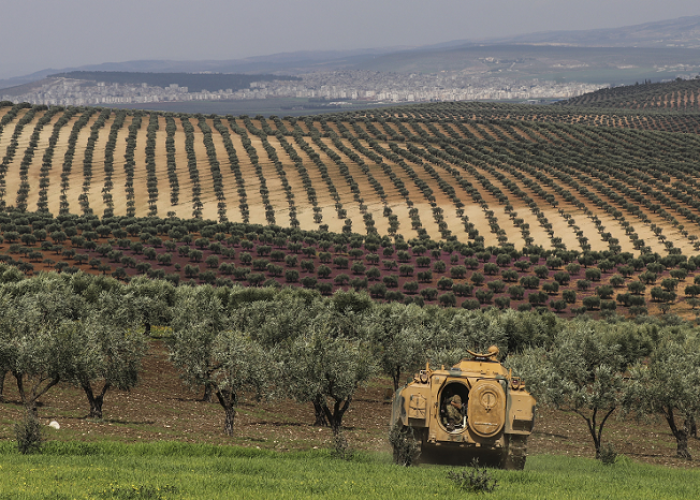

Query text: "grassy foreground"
[0, 441, 698, 500]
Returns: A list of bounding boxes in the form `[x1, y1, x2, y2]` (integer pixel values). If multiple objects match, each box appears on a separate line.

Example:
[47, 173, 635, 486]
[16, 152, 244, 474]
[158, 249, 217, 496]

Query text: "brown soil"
[65, 113, 101, 215]
[301, 138, 364, 231]
[319, 138, 391, 234]
[263, 136, 319, 230]
[85, 113, 115, 217]
[225, 127, 268, 226]
[2, 110, 47, 207]
[244, 132, 291, 226]
[0, 109, 30, 154]
[2, 107, 700, 259]
[1, 339, 698, 468]
[283, 138, 346, 234]
[22, 111, 65, 210]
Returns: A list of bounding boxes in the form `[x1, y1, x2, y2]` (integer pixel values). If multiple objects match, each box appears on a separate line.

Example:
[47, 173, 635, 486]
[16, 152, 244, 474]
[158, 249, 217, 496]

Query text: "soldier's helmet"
[487, 345, 499, 358]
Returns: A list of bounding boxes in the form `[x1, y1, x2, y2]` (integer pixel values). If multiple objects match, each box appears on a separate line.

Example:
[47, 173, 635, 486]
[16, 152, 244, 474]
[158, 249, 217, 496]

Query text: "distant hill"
[480, 15, 700, 49]
[555, 77, 700, 111]
[3, 15, 700, 91]
[0, 48, 406, 88]
[48, 71, 300, 93]
[346, 44, 700, 85]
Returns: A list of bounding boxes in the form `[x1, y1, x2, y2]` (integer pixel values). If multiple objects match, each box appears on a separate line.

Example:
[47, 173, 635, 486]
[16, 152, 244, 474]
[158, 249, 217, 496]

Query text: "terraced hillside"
[554, 78, 700, 112]
[3, 101, 700, 259]
[354, 100, 700, 133]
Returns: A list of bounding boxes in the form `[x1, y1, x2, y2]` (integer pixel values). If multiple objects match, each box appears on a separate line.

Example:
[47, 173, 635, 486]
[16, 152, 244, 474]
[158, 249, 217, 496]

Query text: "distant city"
[1, 70, 605, 107]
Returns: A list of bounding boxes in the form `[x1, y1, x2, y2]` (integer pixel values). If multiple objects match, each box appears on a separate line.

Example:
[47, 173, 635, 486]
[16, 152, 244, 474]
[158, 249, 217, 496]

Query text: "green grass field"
[0, 441, 698, 500]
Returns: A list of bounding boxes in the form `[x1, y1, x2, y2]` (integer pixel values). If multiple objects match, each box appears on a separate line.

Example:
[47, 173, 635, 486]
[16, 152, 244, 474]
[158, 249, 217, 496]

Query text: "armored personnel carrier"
[390, 346, 536, 469]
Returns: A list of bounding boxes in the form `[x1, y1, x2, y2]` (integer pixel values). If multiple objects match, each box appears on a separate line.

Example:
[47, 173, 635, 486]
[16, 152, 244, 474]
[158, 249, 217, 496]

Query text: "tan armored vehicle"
[390, 346, 536, 469]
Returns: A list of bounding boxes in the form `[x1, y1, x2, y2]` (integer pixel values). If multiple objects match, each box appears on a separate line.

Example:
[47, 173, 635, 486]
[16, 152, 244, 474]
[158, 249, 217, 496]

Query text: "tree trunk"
[575, 406, 615, 460]
[321, 397, 352, 437]
[689, 415, 697, 439]
[663, 407, 692, 460]
[14, 372, 60, 413]
[313, 396, 328, 427]
[223, 405, 236, 436]
[0, 370, 6, 402]
[392, 367, 401, 393]
[215, 388, 236, 436]
[202, 382, 215, 403]
[82, 381, 111, 419]
[678, 418, 692, 460]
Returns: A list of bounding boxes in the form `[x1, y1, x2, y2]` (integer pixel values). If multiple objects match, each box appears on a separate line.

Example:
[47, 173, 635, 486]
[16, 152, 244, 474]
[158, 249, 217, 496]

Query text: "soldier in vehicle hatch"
[443, 391, 465, 431]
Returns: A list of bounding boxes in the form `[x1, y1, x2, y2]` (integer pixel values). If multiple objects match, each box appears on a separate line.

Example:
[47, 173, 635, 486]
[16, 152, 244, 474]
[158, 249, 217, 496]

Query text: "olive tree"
[169, 285, 228, 402]
[128, 277, 176, 335]
[0, 287, 82, 411]
[285, 311, 376, 436]
[208, 329, 270, 436]
[169, 286, 270, 435]
[422, 309, 509, 368]
[60, 293, 147, 419]
[511, 323, 627, 459]
[229, 292, 331, 424]
[625, 335, 700, 459]
[366, 303, 425, 391]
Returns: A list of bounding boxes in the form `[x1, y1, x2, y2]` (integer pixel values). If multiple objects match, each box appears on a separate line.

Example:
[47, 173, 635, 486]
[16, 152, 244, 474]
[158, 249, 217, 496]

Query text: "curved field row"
[555, 78, 700, 112]
[352, 101, 700, 134]
[2, 102, 700, 261]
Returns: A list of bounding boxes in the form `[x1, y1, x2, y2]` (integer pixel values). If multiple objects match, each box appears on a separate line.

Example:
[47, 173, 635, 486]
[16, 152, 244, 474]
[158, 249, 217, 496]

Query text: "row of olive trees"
[167, 286, 567, 437]
[1, 271, 697, 459]
[511, 321, 700, 460]
[0, 271, 561, 435]
[0, 275, 147, 419]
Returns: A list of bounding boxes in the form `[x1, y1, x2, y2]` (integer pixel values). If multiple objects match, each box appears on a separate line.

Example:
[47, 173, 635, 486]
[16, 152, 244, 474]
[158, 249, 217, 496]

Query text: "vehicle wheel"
[504, 435, 527, 470]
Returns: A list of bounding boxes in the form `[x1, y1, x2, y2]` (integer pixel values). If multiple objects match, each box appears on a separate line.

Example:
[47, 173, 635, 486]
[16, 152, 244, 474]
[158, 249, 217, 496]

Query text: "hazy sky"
[1, 0, 699, 79]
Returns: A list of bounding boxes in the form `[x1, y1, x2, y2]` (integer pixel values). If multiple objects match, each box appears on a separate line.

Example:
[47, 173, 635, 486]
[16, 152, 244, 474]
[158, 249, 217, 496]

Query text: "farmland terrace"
[2, 100, 700, 257]
[554, 77, 700, 112]
[0, 96, 698, 317]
